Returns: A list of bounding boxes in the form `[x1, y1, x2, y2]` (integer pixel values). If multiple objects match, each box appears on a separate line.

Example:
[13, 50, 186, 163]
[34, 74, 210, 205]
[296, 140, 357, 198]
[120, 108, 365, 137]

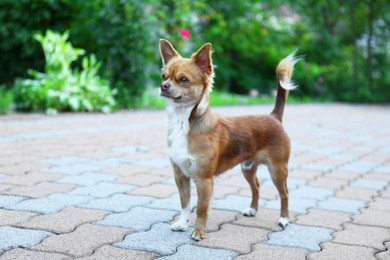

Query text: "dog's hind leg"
[268, 163, 289, 229]
[171, 164, 192, 232]
[241, 160, 259, 217]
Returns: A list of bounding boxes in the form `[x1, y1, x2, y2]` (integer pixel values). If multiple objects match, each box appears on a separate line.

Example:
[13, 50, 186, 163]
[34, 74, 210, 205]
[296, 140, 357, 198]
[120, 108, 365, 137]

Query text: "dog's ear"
[192, 43, 213, 75]
[160, 39, 179, 65]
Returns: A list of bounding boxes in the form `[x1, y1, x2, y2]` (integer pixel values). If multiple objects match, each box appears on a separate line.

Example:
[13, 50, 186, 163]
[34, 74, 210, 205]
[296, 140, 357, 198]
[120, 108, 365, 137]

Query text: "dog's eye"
[162, 74, 166, 80]
[180, 77, 189, 83]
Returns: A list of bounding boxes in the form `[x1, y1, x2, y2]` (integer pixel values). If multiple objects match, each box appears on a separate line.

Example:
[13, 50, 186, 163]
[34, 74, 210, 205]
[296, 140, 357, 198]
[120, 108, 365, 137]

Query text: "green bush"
[0, 86, 13, 114]
[14, 30, 115, 114]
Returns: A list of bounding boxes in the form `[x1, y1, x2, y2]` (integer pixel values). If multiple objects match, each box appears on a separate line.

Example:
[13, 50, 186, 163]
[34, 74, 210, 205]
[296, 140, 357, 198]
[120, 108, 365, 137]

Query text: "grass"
[138, 88, 330, 110]
[0, 87, 13, 114]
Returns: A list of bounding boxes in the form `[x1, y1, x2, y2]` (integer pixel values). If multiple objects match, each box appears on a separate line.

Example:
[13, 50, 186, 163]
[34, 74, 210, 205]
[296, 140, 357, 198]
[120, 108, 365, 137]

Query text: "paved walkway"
[0, 104, 389, 259]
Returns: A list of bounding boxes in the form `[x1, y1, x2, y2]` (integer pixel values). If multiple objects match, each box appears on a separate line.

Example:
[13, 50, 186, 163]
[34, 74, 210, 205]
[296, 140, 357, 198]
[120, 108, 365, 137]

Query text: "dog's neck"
[166, 94, 212, 142]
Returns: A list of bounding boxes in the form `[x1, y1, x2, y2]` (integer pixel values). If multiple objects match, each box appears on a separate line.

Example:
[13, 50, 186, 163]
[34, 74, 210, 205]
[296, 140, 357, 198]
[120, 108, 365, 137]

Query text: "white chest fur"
[166, 104, 196, 177]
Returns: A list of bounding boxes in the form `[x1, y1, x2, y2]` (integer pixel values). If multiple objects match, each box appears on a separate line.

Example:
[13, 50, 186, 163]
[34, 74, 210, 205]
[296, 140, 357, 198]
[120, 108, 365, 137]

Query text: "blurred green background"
[0, 0, 389, 114]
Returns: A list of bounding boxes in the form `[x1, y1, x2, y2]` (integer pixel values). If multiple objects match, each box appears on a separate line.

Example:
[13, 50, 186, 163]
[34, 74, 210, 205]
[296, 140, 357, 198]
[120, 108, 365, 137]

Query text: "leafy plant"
[0, 86, 13, 114]
[14, 30, 115, 114]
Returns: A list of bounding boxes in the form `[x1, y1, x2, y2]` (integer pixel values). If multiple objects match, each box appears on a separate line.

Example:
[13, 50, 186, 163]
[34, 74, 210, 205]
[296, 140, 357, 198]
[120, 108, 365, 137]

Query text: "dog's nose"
[160, 82, 170, 91]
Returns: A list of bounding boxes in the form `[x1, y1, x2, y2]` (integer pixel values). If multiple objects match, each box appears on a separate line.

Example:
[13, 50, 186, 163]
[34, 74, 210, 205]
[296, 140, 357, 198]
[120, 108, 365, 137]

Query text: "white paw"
[279, 217, 289, 229]
[171, 220, 189, 232]
[242, 207, 257, 217]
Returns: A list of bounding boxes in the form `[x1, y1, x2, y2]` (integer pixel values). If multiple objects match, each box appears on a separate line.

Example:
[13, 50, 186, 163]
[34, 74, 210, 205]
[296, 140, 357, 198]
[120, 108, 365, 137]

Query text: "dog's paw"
[171, 220, 188, 232]
[278, 217, 289, 229]
[191, 229, 206, 241]
[242, 207, 257, 217]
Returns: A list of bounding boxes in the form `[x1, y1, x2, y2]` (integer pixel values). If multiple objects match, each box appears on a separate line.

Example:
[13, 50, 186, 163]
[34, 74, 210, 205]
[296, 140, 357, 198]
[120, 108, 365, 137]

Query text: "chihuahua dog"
[159, 39, 299, 240]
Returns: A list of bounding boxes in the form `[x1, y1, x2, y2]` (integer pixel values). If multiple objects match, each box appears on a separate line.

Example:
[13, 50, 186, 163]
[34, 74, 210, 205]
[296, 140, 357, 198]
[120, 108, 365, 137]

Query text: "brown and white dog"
[159, 39, 299, 240]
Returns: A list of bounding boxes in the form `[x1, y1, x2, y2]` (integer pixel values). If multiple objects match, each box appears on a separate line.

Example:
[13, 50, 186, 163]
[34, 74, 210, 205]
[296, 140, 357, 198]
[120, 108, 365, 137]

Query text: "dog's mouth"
[160, 92, 182, 101]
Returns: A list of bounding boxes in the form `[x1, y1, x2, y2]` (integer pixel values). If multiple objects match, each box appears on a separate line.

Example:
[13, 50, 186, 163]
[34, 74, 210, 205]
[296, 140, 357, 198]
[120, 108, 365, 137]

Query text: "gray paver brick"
[0, 248, 70, 260]
[0, 226, 52, 253]
[332, 223, 390, 250]
[307, 242, 377, 260]
[80, 193, 153, 212]
[290, 186, 334, 200]
[0, 195, 27, 208]
[318, 197, 365, 214]
[38, 156, 92, 166]
[295, 209, 351, 230]
[69, 182, 133, 198]
[3, 182, 76, 198]
[57, 172, 117, 186]
[376, 241, 390, 260]
[265, 197, 317, 214]
[235, 243, 309, 260]
[212, 194, 267, 212]
[7, 193, 92, 214]
[18, 207, 109, 234]
[350, 179, 388, 191]
[196, 223, 269, 253]
[353, 208, 390, 228]
[159, 244, 238, 260]
[115, 223, 193, 255]
[96, 206, 177, 231]
[0, 209, 38, 226]
[32, 224, 129, 257]
[47, 164, 105, 175]
[80, 245, 158, 260]
[266, 224, 333, 252]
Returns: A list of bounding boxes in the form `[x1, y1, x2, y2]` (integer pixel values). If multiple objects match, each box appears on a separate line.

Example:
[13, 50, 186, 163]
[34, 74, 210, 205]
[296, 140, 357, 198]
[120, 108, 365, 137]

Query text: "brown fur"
[159, 39, 297, 240]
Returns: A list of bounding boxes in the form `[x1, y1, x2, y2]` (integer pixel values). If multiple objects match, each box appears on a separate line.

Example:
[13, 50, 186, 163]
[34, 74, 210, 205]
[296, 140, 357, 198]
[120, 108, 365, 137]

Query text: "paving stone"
[332, 223, 390, 250]
[0, 172, 63, 186]
[0, 195, 27, 208]
[0, 209, 38, 226]
[111, 145, 151, 154]
[115, 223, 193, 255]
[307, 242, 377, 260]
[57, 172, 117, 186]
[308, 177, 348, 190]
[116, 173, 168, 187]
[288, 169, 322, 180]
[299, 163, 334, 173]
[196, 223, 269, 253]
[266, 224, 333, 252]
[213, 185, 241, 199]
[353, 208, 390, 228]
[80, 245, 158, 260]
[129, 183, 178, 198]
[0, 248, 70, 260]
[318, 197, 365, 214]
[7, 193, 92, 214]
[0, 226, 52, 253]
[290, 186, 334, 200]
[69, 182, 133, 198]
[238, 186, 279, 200]
[376, 241, 390, 260]
[148, 193, 198, 212]
[0, 184, 14, 192]
[130, 158, 170, 168]
[337, 161, 379, 174]
[325, 171, 359, 181]
[96, 206, 176, 231]
[80, 193, 152, 212]
[32, 224, 129, 258]
[381, 189, 390, 198]
[3, 182, 76, 198]
[265, 197, 317, 214]
[235, 243, 309, 260]
[38, 156, 93, 166]
[296, 209, 351, 230]
[350, 179, 388, 191]
[159, 244, 238, 260]
[187, 209, 238, 232]
[47, 163, 105, 175]
[212, 194, 267, 213]
[101, 164, 148, 176]
[234, 208, 296, 232]
[18, 207, 109, 234]
[336, 186, 378, 201]
[368, 197, 390, 211]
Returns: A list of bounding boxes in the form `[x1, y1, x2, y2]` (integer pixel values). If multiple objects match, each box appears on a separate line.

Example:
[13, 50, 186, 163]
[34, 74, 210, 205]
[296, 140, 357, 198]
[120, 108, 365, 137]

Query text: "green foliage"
[1, 0, 390, 108]
[0, 86, 13, 114]
[14, 30, 115, 114]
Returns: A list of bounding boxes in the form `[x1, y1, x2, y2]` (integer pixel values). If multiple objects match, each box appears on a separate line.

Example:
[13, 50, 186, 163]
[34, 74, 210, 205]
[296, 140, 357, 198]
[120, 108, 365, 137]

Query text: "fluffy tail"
[271, 50, 301, 122]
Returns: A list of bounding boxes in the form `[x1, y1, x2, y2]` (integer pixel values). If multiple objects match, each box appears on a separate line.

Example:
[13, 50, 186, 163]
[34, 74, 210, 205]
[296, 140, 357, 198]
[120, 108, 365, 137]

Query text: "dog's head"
[159, 39, 214, 107]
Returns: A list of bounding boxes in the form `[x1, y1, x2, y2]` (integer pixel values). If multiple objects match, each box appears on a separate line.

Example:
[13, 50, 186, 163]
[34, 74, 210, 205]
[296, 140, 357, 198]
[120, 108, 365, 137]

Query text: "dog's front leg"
[192, 177, 213, 240]
[171, 165, 192, 231]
